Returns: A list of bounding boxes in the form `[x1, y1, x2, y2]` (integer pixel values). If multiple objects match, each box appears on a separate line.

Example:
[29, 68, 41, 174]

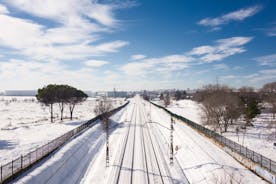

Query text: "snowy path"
[14, 96, 267, 184]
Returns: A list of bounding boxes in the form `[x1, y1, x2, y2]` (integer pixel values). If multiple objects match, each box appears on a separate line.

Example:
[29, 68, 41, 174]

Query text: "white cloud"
[131, 54, 146, 60]
[121, 36, 252, 76]
[213, 64, 229, 70]
[96, 40, 129, 53]
[84, 60, 109, 67]
[222, 75, 237, 79]
[0, 59, 114, 90]
[256, 23, 276, 37]
[266, 26, 276, 36]
[254, 54, 276, 66]
[0, 4, 9, 14]
[198, 5, 261, 27]
[260, 69, 276, 75]
[0, 14, 44, 49]
[4, 0, 119, 27]
[122, 54, 193, 76]
[233, 66, 242, 70]
[244, 69, 276, 84]
[190, 36, 253, 63]
[216, 36, 252, 47]
[189, 46, 215, 55]
[0, 1, 129, 61]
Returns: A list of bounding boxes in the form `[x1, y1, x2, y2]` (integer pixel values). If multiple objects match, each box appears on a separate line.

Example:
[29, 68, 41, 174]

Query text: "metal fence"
[151, 102, 276, 174]
[0, 101, 129, 183]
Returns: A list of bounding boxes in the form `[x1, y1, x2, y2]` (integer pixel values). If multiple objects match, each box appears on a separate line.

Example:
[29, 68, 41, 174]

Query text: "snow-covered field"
[0, 96, 124, 165]
[154, 99, 276, 161]
[14, 96, 267, 184]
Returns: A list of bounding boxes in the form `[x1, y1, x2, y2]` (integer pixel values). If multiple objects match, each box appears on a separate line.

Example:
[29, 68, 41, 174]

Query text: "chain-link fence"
[0, 101, 129, 183]
[151, 102, 276, 174]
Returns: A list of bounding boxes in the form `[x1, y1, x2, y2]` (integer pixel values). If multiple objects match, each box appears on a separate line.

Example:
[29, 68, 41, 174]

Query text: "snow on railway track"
[108, 97, 187, 184]
[13, 96, 267, 184]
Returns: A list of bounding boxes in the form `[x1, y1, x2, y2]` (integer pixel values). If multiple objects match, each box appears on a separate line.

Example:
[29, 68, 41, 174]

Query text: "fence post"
[269, 160, 271, 172]
[12, 160, 14, 175]
[253, 151, 255, 162]
[261, 155, 263, 167]
[1, 164, 2, 182]
[21, 155, 23, 169]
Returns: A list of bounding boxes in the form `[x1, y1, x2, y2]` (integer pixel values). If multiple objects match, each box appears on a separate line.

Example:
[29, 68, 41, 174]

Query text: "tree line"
[36, 84, 88, 122]
[193, 81, 276, 133]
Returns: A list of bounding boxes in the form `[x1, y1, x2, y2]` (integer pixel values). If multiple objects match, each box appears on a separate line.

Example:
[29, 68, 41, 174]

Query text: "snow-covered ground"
[154, 99, 276, 161]
[14, 96, 267, 184]
[0, 96, 124, 165]
[14, 98, 132, 184]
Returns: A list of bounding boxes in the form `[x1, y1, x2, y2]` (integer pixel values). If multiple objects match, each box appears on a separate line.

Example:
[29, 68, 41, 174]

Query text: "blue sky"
[0, 0, 275, 91]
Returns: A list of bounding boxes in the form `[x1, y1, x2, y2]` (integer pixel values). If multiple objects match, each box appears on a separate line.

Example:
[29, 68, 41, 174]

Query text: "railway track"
[139, 102, 169, 184]
[111, 102, 137, 184]
[110, 98, 173, 184]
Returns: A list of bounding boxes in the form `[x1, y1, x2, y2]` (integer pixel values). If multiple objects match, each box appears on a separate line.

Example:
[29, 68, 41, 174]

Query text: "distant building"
[4, 90, 37, 96]
[107, 91, 128, 98]
[95, 91, 108, 97]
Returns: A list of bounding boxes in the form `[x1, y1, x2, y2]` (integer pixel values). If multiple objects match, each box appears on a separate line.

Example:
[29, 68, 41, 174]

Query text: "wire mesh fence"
[0, 101, 129, 183]
[151, 102, 276, 174]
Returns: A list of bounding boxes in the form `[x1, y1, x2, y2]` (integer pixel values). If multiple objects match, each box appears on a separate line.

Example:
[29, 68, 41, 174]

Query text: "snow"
[14, 99, 130, 184]
[0, 96, 124, 165]
[81, 97, 187, 184]
[146, 101, 267, 184]
[154, 99, 276, 161]
[13, 121, 106, 184]
[14, 96, 267, 184]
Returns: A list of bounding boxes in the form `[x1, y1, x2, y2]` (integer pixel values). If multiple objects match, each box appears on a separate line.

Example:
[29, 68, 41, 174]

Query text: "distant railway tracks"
[111, 100, 174, 184]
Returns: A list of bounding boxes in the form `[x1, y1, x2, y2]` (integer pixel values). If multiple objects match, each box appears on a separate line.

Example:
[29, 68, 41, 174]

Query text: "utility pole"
[106, 118, 110, 167]
[149, 102, 152, 123]
[113, 87, 116, 98]
[216, 76, 219, 89]
[170, 116, 174, 165]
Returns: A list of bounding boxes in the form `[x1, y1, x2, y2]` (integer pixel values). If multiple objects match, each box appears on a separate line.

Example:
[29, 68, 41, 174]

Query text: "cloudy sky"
[0, 0, 275, 91]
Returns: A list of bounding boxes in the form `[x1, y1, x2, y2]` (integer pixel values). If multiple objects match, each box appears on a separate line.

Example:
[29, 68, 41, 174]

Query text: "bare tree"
[223, 93, 242, 125]
[238, 87, 261, 126]
[94, 97, 113, 166]
[164, 93, 171, 107]
[200, 84, 242, 133]
[160, 93, 164, 101]
[201, 94, 223, 132]
[261, 81, 276, 119]
[174, 90, 182, 101]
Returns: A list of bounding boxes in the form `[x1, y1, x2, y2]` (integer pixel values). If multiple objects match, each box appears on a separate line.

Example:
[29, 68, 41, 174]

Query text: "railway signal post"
[170, 116, 174, 165]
